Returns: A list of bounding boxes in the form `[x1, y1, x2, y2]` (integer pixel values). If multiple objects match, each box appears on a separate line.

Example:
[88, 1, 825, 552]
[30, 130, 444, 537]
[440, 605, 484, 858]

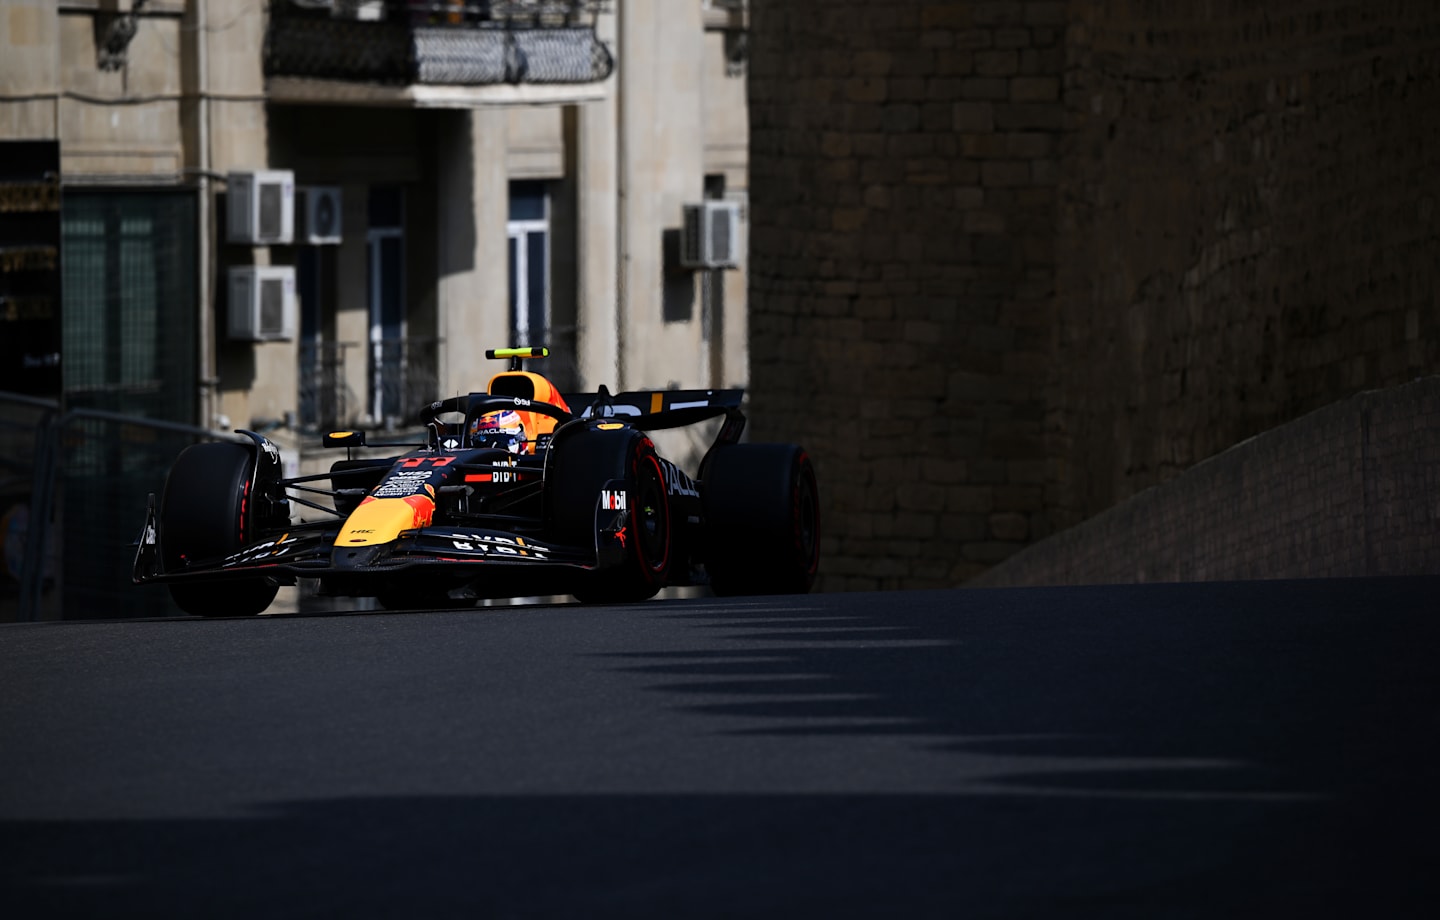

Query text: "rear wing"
[565, 387, 746, 438]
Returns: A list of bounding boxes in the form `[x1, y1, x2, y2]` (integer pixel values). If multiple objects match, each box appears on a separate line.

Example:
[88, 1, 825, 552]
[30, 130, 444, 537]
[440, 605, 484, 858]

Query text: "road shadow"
[2, 788, 1430, 918]
[599, 577, 1440, 910]
[623, 579, 1439, 783]
[4, 579, 1437, 916]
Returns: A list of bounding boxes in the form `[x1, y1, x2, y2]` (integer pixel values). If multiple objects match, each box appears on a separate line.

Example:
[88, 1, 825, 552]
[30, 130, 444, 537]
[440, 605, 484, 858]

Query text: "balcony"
[265, 1, 614, 108]
[298, 340, 356, 432]
[297, 337, 442, 432]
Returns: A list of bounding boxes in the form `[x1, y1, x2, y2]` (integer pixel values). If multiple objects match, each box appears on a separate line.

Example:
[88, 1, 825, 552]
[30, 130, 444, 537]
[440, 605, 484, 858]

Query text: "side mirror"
[323, 430, 366, 448]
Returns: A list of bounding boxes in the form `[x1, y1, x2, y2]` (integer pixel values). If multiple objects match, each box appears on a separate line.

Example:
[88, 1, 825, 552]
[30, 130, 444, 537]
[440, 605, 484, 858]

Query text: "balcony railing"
[266, 1, 614, 87]
[298, 340, 357, 432]
[370, 336, 441, 431]
[297, 337, 441, 432]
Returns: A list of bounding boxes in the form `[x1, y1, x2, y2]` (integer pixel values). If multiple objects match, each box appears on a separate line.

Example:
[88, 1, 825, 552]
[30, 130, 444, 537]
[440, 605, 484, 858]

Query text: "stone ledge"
[971, 377, 1440, 586]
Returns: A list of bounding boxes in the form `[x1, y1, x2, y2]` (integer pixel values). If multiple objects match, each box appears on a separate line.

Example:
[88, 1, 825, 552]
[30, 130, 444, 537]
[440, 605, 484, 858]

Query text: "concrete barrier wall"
[971, 377, 1440, 586]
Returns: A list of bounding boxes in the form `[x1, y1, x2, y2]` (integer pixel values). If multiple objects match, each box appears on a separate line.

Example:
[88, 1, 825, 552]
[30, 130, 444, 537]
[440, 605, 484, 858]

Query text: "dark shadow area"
[4, 579, 1437, 915]
[2, 790, 1428, 918]
[626, 580, 1439, 765]
[600, 578, 1440, 905]
[661, 228, 696, 324]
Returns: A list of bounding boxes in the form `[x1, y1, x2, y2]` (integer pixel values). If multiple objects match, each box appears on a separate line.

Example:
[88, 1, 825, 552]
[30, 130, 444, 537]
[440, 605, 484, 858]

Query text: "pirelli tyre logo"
[600, 489, 627, 511]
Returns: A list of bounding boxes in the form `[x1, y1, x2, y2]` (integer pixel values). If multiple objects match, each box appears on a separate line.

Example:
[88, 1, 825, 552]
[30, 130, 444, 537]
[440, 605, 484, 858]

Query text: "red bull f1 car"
[133, 347, 819, 616]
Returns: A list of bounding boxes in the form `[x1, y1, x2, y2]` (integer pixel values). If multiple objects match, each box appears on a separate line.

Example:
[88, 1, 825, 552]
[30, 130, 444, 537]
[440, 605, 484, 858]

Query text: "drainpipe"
[194, 0, 215, 430]
[614, 0, 628, 388]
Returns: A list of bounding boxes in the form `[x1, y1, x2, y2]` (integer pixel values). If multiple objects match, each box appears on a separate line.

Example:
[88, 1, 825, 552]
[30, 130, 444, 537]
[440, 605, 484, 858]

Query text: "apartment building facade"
[0, 0, 748, 618]
[1, 0, 750, 455]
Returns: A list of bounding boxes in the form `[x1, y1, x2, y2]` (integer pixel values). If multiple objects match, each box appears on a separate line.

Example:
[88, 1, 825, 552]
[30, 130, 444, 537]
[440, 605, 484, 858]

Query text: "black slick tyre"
[159, 441, 278, 617]
[703, 444, 820, 596]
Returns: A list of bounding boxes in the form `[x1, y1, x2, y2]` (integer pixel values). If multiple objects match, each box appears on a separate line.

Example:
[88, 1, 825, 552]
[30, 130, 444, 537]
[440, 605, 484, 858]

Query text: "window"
[61, 191, 197, 424]
[367, 186, 406, 426]
[507, 180, 549, 348]
[59, 190, 199, 617]
[297, 245, 349, 430]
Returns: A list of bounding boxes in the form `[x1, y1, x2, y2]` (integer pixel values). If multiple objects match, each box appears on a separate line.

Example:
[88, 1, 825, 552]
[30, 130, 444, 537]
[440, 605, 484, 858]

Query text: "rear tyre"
[703, 444, 820, 596]
[160, 441, 278, 617]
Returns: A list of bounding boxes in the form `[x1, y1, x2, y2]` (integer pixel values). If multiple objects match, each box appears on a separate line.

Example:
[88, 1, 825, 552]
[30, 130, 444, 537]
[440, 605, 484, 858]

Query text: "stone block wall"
[971, 376, 1440, 585]
[746, 0, 1440, 590]
[1052, 0, 1440, 530]
[747, 0, 1067, 590]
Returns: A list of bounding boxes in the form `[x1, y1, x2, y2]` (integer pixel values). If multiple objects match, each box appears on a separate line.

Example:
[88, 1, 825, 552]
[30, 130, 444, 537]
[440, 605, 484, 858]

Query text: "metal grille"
[0, 395, 233, 622]
[265, 1, 614, 86]
[372, 337, 440, 429]
[52, 191, 199, 620]
[266, 14, 412, 83]
[61, 191, 197, 421]
[710, 206, 733, 262]
[299, 341, 357, 431]
[57, 417, 206, 619]
[506, 26, 611, 84]
[412, 26, 508, 83]
[259, 182, 283, 239]
[0, 395, 53, 622]
[260, 278, 285, 335]
[682, 207, 702, 266]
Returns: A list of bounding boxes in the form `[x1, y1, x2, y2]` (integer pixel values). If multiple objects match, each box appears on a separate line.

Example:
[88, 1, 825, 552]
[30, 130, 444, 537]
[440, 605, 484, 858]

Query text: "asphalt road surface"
[2, 577, 1437, 917]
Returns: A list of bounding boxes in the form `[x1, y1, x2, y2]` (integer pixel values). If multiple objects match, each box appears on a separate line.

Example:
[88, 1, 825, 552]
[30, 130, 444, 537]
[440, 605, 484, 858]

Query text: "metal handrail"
[1, 391, 240, 622]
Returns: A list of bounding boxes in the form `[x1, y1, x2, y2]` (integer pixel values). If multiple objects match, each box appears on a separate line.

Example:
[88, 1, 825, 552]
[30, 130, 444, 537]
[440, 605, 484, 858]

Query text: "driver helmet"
[470, 409, 527, 453]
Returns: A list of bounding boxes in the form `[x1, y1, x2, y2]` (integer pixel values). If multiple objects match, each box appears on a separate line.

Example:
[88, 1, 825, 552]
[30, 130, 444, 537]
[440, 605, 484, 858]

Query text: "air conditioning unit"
[297, 186, 343, 245]
[227, 170, 294, 245]
[680, 200, 742, 269]
[228, 266, 297, 341]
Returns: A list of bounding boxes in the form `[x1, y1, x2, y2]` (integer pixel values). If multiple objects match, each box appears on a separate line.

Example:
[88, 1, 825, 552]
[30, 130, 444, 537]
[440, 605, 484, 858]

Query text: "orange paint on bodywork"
[485, 371, 573, 453]
[335, 494, 436, 546]
[406, 493, 435, 528]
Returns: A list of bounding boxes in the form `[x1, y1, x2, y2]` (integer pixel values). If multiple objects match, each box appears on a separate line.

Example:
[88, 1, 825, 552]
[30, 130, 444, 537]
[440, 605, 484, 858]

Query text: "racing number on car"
[399, 456, 458, 469]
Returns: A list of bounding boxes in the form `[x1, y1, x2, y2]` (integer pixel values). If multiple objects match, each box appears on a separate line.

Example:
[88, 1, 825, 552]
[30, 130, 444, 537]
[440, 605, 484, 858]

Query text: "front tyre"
[159, 441, 278, 617]
[169, 579, 278, 619]
[703, 444, 820, 596]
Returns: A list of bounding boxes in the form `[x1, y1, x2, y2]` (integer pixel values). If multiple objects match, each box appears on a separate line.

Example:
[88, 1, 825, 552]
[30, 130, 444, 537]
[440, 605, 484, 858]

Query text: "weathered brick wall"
[971, 376, 1440, 585]
[747, 0, 1440, 590]
[748, 0, 1067, 590]
[1052, 0, 1440, 530]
